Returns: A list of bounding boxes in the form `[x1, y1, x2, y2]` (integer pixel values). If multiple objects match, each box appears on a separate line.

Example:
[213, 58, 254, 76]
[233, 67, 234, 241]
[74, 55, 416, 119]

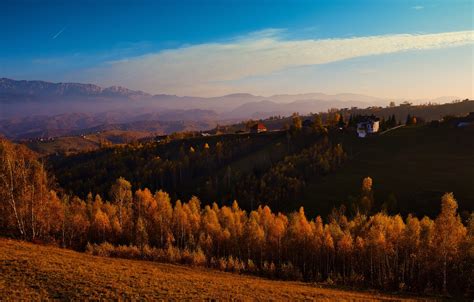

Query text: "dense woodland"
[48, 112, 474, 220]
[51, 119, 345, 213]
[1, 138, 472, 296]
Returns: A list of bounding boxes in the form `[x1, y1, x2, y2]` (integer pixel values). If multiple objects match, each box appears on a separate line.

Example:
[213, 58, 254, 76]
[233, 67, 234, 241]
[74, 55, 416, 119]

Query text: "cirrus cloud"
[85, 30, 474, 96]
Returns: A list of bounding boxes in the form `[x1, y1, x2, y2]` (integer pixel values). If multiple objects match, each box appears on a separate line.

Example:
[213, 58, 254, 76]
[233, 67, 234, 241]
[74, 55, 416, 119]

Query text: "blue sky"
[1, 0, 473, 98]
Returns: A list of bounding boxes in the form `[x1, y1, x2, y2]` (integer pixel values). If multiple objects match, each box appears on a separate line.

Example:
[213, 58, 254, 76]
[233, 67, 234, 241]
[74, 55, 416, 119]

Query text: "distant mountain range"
[0, 77, 149, 99]
[0, 78, 462, 139]
[0, 78, 389, 118]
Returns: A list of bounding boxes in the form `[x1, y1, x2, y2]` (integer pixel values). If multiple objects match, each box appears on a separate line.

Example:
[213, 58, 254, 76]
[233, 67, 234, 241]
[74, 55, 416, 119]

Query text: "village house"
[457, 112, 474, 128]
[356, 117, 380, 138]
[250, 123, 267, 134]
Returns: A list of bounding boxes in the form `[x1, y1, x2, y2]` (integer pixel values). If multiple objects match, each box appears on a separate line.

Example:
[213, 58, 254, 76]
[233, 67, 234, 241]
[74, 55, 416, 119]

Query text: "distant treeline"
[233, 99, 474, 133]
[345, 99, 473, 124]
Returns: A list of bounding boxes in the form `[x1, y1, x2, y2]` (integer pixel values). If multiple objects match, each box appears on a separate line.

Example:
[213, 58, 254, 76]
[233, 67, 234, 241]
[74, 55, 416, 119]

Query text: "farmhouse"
[356, 117, 380, 138]
[250, 123, 267, 133]
[457, 112, 474, 128]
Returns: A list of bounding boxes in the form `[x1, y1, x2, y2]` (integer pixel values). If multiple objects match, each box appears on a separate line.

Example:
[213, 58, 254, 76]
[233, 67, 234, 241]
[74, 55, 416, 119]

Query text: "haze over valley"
[0, 77, 467, 139]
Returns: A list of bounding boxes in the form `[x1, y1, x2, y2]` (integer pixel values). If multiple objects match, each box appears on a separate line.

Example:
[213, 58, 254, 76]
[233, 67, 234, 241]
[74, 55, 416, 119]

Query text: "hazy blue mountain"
[1, 78, 460, 139]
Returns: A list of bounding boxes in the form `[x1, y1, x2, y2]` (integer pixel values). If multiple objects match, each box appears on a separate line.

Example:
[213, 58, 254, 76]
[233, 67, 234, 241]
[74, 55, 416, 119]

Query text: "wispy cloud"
[412, 5, 424, 10]
[52, 26, 66, 40]
[84, 29, 473, 96]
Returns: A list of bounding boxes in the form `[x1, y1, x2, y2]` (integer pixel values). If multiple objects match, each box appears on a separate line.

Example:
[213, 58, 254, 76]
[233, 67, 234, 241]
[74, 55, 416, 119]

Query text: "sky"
[1, 0, 473, 99]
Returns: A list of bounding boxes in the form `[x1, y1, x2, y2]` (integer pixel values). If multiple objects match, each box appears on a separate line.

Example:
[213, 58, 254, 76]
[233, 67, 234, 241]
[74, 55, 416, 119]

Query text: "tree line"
[0, 138, 472, 296]
[51, 127, 331, 213]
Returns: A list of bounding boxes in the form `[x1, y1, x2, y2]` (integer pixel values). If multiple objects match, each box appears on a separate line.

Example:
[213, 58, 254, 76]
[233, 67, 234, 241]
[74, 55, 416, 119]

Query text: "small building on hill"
[154, 134, 168, 142]
[457, 112, 474, 128]
[356, 117, 380, 138]
[250, 123, 267, 134]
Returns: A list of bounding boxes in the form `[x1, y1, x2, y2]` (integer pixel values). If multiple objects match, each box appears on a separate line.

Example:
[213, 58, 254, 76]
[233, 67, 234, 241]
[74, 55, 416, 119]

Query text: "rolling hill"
[48, 122, 474, 218]
[0, 112, 218, 140]
[301, 125, 474, 218]
[0, 238, 432, 301]
[24, 130, 157, 156]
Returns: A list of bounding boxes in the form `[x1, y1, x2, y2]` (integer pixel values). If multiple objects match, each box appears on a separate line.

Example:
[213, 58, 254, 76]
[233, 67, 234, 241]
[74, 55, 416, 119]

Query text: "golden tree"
[154, 190, 173, 247]
[359, 177, 374, 214]
[0, 139, 50, 240]
[109, 177, 132, 227]
[91, 200, 111, 243]
[433, 193, 467, 293]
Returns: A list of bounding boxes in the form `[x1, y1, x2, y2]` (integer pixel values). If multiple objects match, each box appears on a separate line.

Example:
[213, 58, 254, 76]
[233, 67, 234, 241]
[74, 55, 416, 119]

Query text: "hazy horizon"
[0, 76, 471, 104]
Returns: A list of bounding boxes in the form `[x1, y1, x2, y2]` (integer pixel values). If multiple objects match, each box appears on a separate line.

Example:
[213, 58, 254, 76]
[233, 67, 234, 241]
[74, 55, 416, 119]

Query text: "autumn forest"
[1, 131, 472, 296]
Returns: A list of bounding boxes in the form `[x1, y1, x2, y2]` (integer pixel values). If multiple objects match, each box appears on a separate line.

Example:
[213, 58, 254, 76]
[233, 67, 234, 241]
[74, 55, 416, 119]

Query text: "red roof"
[252, 123, 267, 130]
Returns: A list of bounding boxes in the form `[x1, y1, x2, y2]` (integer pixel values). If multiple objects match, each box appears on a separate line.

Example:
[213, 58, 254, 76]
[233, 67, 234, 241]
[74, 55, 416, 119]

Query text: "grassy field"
[25, 130, 154, 156]
[0, 239, 434, 301]
[301, 125, 474, 218]
[25, 136, 102, 155]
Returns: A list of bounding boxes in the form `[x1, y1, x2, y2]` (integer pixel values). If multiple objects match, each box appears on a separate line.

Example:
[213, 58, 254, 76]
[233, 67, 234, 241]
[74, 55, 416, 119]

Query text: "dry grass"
[0, 239, 435, 301]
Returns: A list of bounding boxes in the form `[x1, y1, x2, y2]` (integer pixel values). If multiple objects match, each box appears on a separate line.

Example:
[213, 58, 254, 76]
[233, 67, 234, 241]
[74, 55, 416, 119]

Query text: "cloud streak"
[52, 26, 66, 40]
[87, 30, 474, 96]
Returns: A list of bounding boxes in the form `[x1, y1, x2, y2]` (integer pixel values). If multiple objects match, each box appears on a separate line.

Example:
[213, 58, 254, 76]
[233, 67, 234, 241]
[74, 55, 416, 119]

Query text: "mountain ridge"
[0, 77, 390, 103]
[0, 77, 150, 99]
[1, 77, 390, 120]
[0, 78, 464, 104]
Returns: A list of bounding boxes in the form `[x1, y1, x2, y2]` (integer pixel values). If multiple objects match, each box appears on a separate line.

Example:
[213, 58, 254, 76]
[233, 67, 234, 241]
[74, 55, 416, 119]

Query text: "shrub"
[85, 242, 94, 255]
[262, 261, 276, 278]
[141, 244, 154, 260]
[280, 262, 303, 280]
[191, 248, 206, 267]
[95, 242, 114, 257]
[180, 248, 193, 265]
[210, 257, 218, 269]
[246, 259, 257, 273]
[113, 244, 140, 259]
[326, 276, 334, 286]
[166, 245, 180, 263]
[348, 273, 364, 287]
[233, 258, 244, 273]
[218, 258, 227, 271]
[226, 256, 236, 272]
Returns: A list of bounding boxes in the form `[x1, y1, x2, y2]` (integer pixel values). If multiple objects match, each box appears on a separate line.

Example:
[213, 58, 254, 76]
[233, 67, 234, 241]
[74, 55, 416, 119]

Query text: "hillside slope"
[49, 124, 474, 218]
[302, 125, 474, 217]
[25, 130, 156, 156]
[0, 239, 431, 301]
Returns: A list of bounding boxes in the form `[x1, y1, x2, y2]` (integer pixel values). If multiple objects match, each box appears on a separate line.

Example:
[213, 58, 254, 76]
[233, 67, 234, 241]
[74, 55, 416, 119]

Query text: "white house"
[457, 112, 474, 128]
[357, 118, 380, 138]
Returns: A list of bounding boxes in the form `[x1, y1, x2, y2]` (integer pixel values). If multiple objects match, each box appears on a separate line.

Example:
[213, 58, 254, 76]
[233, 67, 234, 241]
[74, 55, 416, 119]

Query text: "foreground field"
[0, 239, 433, 301]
